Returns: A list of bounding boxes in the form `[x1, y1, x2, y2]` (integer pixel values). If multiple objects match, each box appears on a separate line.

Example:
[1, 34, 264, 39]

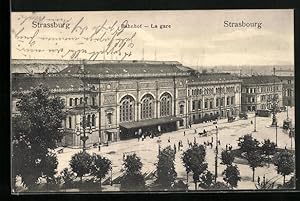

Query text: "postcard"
[11, 9, 295, 193]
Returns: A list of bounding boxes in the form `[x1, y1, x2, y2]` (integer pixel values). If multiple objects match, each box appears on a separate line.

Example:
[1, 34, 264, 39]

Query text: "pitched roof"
[277, 75, 294, 80]
[11, 59, 189, 77]
[12, 74, 83, 92]
[59, 61, 186, 76]
[241, 75, 282, 85]
[188, 73, 241, 83]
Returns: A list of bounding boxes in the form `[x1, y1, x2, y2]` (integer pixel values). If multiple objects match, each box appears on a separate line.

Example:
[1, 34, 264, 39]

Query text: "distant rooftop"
[241, 75, 282, 85]
[188, 73, 241, 84]
[11, 59, 191, 77]
[59, 60, 190, 78]
[12, 74, 83, 92]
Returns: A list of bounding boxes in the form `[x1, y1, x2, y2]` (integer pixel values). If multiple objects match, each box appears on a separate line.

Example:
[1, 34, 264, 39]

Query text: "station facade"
[12, 59, 246, 147]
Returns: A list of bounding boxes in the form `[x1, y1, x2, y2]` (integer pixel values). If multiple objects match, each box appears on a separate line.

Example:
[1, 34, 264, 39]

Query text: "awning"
[119, 116, 183, 129]
[105, 128, 118, 133]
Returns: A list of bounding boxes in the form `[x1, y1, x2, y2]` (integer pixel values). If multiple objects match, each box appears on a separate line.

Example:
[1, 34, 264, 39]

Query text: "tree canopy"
[274, 150, 294, 184]
[182, 144, 207, 190]
[120, 153, 145, 191]
[12, 85, 66, 189]
[238, 134, 260, 153]
[155, 146, 177, 190]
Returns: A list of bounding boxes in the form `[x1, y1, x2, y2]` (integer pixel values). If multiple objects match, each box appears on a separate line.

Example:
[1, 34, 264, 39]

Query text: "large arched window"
[120, 95, 135, 122]
[141, 94, 154, 120]
[160, 92, 172, 117]
[92, 114, 96, 126]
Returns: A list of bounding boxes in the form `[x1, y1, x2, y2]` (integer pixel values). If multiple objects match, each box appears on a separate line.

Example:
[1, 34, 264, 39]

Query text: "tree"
[278, 175, 295, 189]
[69, 151, 93, 183]
[261, 139, 276, 156]
[155, 146, 177, 190]
[41, 152, 58, 186]
[120, 153, 145, 191]
[12, 85, 66, 189]
[90, 154, 111, 190]
[246, 150, 264, 182]
[60, 168, 76, 189]
[261, 139, 276, 164]
[182, 144, 207, 190]
[274, 150, 294, 184]
[199, 170, 215, 189]
[238, 134, 260, 153]
[209, 181, 230, 190]
[222, 165, 241, 188]
[221, 150, 235, 166]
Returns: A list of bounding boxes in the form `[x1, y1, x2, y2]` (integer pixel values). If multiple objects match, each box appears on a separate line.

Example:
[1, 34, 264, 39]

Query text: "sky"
[11, 10, 294, 67]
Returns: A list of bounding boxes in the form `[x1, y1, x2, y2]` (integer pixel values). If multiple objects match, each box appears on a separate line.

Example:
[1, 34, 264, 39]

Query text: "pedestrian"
[174, 144, 177, 153]
[184, 131, 186, 136]
[211, 136, 214, 143]
[226, 144, 228, 151]
[251, 120, 253, 124]
[204, 141, 207, 146]
[210, 142, 213, 148]
[194, 137, 197, 144]
[203, 129, 206, 135]
[123, 153, 125, 160]
[195, 129, 197, 134]
[168, 137, 170, 143]
[218, 140, 221, 145]
[257, 176, 260, 184]
[229, 145, 232, 151]
[98, 144, 101, 152]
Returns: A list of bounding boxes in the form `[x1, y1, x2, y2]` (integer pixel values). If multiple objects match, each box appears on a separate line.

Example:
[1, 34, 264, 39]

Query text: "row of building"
[11, 59, 294, 147]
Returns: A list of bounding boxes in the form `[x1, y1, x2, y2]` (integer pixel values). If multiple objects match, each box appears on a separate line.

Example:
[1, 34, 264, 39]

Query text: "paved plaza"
[55, 107, 295, 191]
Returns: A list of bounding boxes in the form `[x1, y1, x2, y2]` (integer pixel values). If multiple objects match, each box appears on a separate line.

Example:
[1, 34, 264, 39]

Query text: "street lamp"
[75, 125, 93, 151]
[275, 122, 278, 147]
[254, 88, 257, 132]
[214, 125, 219, 183]
[157, 138, 162, 155]
[76, 60, 90, 151]
[271, 67, 277, 127]
[254, 111, 257, 132]
[185, 80, 189, 129]
[110, 167, 113, 186]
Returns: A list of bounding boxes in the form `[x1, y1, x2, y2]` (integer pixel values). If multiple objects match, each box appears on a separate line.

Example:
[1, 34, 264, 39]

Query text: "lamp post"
[78, 60, 89, 151]
[76, 126, 92, 152]
[110, 167, 113, 186]
[254, 110, 257, 132]
[271, 67, 277, 127]
[275, 122, 278, 147]
[254, 88, 257, 132]
[214, 125, 219, 183]
[186, 80, 189, 129]
[157, 138, 162, 155]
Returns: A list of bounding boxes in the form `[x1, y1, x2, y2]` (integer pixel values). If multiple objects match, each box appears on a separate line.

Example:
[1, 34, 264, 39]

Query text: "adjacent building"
[278, 76, 294, 107]
[187, 73, 242, 124]
[240, 75, 283, 112]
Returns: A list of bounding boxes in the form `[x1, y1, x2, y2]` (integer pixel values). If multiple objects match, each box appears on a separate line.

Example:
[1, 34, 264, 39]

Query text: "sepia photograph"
[11, 9, 295, 193]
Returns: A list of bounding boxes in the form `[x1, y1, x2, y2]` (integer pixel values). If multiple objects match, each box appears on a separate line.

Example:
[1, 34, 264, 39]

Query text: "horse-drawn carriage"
[228, 116, 236, 123]
[283, 118, 292, 130]
[239, 112, 248, 120]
